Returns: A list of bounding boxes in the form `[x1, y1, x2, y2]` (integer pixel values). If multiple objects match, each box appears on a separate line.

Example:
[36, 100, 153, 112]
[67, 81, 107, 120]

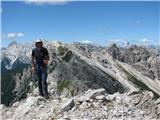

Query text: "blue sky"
[1, 1, 160, 47]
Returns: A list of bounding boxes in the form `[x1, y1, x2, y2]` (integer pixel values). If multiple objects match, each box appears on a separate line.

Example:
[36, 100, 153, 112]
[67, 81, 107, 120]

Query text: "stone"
[89, 99, 94, 102]
[61, 98, 75, 112]
[80, 101, 89, 109]
[12, 101, 20, 107]
[155, 98, 160, 104]
[93, 101, 100, 108]
[156, 104, 160, 115]
[127, 90, 141, 96]
[77, 96, 90, 102]
[129, 94, 143, 105]
[75, 101, 81, 106]
[0, 104, 6, 111]
[89, 88, 105, 99]
[95, 95, 106, 100]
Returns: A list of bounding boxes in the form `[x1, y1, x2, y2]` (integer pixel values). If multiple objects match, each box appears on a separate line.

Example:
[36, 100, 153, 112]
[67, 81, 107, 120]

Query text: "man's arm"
[43, 48, 50, 64]
[32, 56, 35, 67]
[31, 49, 36, 71]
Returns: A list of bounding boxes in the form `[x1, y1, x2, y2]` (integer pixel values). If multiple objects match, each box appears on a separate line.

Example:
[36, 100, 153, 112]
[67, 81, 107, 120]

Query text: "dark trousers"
[36, 65, 48, 96]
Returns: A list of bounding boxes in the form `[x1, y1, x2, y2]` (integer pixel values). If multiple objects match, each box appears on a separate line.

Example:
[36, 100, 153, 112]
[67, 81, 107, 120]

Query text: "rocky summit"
[1, 89, 160, 120]
[1, 41, 160, 120]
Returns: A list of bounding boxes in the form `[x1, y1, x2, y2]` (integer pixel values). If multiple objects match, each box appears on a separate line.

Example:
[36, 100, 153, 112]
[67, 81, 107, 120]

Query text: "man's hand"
[32, 66, 35, 72]
[43, 59, 49, 64]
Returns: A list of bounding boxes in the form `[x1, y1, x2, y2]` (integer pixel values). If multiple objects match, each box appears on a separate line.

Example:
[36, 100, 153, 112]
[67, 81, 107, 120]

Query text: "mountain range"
[1, 41, 160, 120]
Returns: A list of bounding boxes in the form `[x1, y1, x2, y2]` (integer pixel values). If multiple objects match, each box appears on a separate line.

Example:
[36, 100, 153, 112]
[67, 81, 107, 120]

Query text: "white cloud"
[81, 40, 92, 44]
[141, 38, 147, 42]
[140, 38, 159, 45]
[140, 38, 152, 46]
[25, 0, 68, 5]
[17, 32, 24, 37]
[7, 33, 17, 40]
[3, 32, 24, 40]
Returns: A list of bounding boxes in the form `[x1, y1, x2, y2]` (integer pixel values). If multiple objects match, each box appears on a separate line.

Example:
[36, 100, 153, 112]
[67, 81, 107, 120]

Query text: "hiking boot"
[39, 93, 44, 97]
[44, 95, 49, 99]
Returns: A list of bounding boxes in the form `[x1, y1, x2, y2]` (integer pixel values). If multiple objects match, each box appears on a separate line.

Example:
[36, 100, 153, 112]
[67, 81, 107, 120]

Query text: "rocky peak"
[118, 44, 151, 64]
[8, 41, 18, 47]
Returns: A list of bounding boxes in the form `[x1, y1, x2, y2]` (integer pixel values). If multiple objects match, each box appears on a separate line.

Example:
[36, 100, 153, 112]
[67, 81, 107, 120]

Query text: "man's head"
[35, 39, 43, 48]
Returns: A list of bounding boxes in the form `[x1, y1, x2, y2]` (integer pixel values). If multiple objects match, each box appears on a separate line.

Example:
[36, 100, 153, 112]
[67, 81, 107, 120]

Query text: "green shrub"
[57, 79, 76, 97]
[57, 46, 67, 56]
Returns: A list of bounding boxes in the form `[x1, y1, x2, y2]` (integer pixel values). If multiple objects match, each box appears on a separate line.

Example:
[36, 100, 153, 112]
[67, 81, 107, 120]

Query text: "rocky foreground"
[1, 88, 160, 120]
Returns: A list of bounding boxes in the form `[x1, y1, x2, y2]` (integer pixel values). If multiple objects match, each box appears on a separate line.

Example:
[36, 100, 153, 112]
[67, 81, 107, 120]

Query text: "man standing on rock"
[31, 39, 50, 99]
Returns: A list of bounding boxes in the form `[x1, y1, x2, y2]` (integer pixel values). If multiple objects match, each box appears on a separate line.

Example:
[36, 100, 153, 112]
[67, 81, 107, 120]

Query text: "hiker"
[31, 39, 50, 98]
